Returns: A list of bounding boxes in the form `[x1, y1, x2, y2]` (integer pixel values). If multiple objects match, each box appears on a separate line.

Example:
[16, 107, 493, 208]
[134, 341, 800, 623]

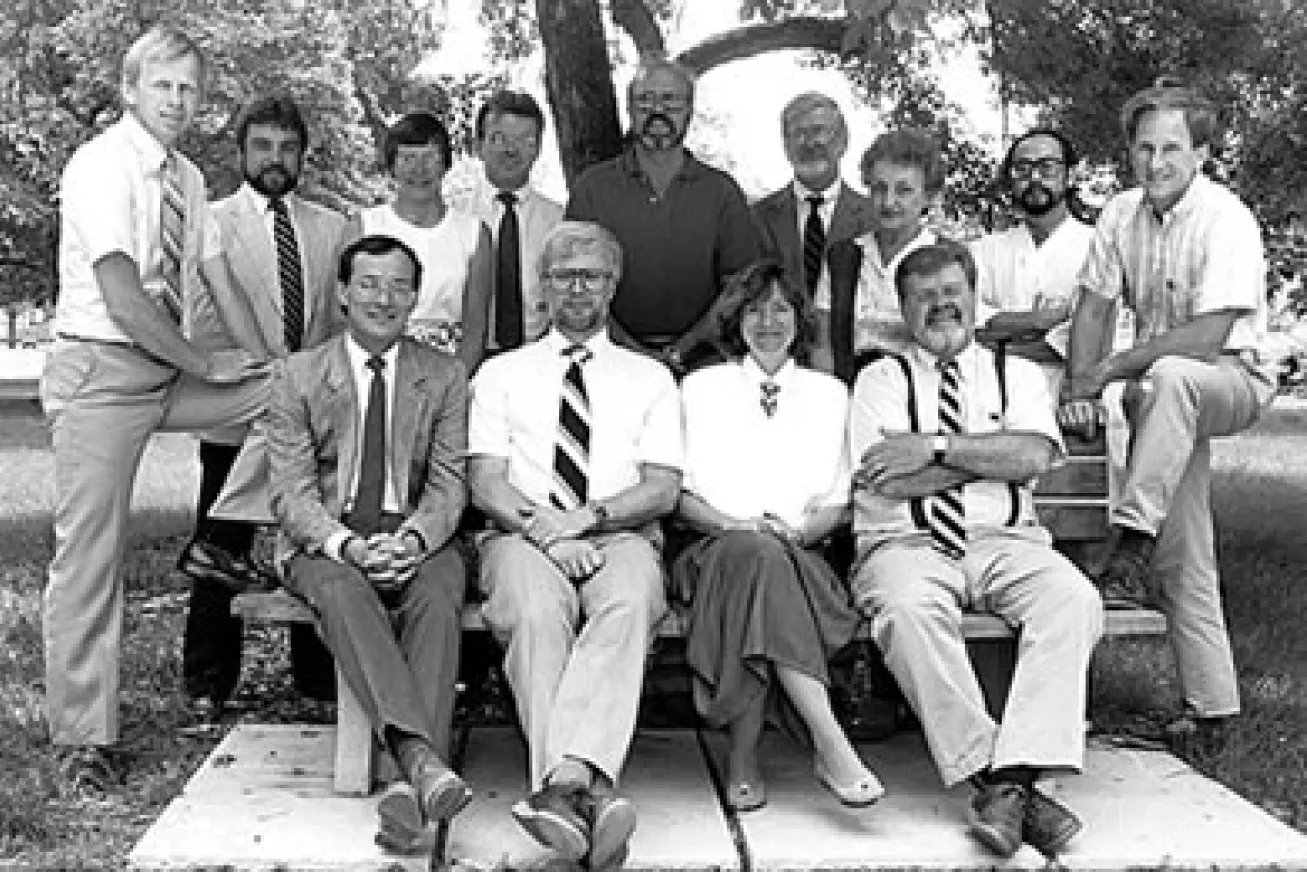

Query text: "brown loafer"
[969, 782, 1027, 858]
[1024, 787, 1082, 858]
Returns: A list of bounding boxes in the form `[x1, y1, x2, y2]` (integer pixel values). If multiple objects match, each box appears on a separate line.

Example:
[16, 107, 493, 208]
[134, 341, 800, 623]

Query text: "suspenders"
[882, 346, 1021, 531]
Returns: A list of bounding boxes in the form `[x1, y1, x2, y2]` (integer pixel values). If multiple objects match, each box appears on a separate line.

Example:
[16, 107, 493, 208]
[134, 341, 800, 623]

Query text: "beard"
[246, 164, 298, 199]
[1017, 182, 1065, 216]
[638, 112, 686, 151]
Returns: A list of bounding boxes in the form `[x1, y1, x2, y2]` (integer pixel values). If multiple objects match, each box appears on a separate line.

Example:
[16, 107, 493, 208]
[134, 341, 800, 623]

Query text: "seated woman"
[673, 260, 883, 812]
[350, 111, 493, 372]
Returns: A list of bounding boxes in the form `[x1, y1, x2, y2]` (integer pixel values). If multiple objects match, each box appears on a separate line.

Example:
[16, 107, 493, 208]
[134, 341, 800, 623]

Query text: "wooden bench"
[232, 588, 1165, 795]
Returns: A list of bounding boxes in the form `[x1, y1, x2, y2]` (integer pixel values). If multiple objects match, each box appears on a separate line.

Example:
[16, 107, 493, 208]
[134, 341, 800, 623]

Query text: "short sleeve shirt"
[468, 329, 683, 503]
[56, 112, 221, 343]
[849, 227, 936, 354]
[681, 358, 850, 529]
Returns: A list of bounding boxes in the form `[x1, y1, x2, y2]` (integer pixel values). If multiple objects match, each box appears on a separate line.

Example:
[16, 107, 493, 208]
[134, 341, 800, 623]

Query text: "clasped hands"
[854, 431, 935, 492]
[344, 531, 424, 595]
[205, 348, 272, 384]
[520, 504, 605, 584]
[1057, 359, 1114, 440]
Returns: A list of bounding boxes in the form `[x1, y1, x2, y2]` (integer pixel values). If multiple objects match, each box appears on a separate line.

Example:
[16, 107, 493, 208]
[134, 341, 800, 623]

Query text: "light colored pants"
[1113, 355, 1272, 717]
[40, 340, 267, 745]
[478, 532, 666, 791]
[851, 527, 1103, 787]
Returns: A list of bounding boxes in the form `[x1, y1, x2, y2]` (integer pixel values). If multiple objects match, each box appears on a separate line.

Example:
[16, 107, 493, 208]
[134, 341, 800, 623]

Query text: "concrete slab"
[704, 729, 1307, 870]
[451, 727, 738, 870]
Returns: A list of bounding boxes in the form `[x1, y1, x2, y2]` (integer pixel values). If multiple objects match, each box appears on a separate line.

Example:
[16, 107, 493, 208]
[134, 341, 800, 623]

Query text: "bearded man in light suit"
[751, 91, 874, 375]
[179, 95, 347, 715]
[268, 233, 471, 853]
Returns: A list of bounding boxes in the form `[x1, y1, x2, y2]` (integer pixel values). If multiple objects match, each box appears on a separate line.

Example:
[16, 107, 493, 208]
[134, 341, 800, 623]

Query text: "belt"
[56, 331, 138, 349]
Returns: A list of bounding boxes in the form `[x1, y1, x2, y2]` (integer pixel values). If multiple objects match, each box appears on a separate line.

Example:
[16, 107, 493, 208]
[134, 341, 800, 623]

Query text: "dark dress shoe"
[969, 782, 1027, 858]
[177, 540, 276, 592]
[1024, 787, 1082, 857]
[583, 787, 637, 869]
[511, 782, 590, 861]
[1096, 526, 1158, 610]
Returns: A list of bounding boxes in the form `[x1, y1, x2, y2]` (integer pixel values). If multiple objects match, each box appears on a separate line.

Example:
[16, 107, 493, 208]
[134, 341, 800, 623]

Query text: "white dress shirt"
[681, 358, 850, 529]
[469, 329, 683, 504]
[850, 227, 936, 354]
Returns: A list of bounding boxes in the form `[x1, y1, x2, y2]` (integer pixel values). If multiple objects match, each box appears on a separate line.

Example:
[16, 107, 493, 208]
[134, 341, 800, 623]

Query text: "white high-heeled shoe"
[814, 756, 885, 808]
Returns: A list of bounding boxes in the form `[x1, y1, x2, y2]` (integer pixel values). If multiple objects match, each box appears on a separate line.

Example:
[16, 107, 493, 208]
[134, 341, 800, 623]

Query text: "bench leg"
[333, 663, 373, 795]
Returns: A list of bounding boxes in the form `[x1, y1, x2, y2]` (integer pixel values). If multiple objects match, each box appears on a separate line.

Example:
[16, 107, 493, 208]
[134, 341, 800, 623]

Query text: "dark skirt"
[670, 529, 860, 732]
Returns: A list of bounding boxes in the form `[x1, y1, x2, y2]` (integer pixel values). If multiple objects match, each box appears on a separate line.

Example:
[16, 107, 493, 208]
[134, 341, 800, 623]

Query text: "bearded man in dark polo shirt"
[565, 53, 764, 374]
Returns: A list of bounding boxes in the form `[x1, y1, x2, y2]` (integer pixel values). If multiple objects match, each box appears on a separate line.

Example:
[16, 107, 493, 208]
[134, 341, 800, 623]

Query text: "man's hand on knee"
[544, 540, 605, 583]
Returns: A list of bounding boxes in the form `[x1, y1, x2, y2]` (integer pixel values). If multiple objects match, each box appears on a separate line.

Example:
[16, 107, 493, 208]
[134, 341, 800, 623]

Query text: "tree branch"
[675, 17, 847, 77]
[610, 0, 665, 55]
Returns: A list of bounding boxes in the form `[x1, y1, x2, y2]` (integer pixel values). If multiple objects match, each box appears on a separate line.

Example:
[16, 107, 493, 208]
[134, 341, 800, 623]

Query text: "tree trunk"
[535, 0, 624, 186]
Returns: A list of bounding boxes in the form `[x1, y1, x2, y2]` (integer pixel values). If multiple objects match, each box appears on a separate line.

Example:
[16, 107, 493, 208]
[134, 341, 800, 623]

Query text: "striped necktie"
[270, 198, 305, 353]
[158, 152, 186, 322]
[551, 344, 592, 510]
[802, 194, 826, 296]
[930, 359, 966, 559]
[494, 190, 524, 349]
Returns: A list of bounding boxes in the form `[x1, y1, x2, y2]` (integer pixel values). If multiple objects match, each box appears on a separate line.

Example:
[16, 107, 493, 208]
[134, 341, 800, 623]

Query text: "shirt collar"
[344, 334, 401, 375]
[792, 179, 838, 205]
[543, 327, 612, 360]
[1143, 172, 1210, 225]
[740, 354, 796, 389]
[618, 144, 702, 182]
[119, 111, 169, 174]
[239, 183, 290, 214]
[908, 337, 978, 374]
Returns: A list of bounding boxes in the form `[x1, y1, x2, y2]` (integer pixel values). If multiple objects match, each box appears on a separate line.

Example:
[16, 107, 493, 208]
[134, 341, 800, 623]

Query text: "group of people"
[39, 21, 1276, 869]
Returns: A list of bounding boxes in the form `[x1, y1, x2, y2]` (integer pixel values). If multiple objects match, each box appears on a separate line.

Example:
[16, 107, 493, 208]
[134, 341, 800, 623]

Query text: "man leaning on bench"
[41, 25, 1275, 871]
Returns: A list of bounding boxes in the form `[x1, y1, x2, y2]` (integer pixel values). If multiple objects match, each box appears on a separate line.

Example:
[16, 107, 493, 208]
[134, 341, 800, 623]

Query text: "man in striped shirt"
[1059, 79, 1276, 741]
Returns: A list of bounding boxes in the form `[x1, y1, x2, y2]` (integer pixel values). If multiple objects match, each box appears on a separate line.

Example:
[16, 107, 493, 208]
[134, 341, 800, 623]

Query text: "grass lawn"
[1, 400, 1305, 867]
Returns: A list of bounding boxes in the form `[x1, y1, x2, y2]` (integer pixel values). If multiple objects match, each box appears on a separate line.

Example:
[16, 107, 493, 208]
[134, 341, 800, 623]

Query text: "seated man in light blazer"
[751, 91, 874, 375]
[180, 94, 347, 714]
[267, 233, 471, 853]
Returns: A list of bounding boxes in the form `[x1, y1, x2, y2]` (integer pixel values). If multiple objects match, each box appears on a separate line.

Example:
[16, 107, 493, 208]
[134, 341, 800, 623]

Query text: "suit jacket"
[750, 180, 874, 286]
[189, 185, 349, 356]
[268, 334, 469, 565]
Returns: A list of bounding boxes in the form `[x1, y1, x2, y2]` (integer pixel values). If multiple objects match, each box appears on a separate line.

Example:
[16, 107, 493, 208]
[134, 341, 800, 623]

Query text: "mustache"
[925, 303, 963, 325]
[643, 111, 676, 131]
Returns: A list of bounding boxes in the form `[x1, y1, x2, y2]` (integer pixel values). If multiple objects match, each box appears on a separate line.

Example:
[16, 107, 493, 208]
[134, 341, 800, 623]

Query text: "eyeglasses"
[1009, 158, 1066, 180]
[543, 269, 614, 292]
[486, 131, 539, 151]
[785, 124, 840, 144]
[351, 277, 418, 302]
[393, 148, 444, 171]
[632, 91, 690, 111]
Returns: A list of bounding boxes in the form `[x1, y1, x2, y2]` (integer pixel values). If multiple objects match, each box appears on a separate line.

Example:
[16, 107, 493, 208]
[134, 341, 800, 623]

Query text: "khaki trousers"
[851, 527, 1103, 787]
[40, 340, 267, 746]
[478, 532, 666, 791]
[1114, 355, 1272, 717]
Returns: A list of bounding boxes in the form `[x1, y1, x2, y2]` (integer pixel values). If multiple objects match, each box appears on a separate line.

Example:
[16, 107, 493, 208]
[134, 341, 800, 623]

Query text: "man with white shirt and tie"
[179, 95, 347, 716]
[469, 90, 564, 354]
[848, 242, 1102, 859]
[751, 92, 874, 375]
[39, 26, 270, 794]
[268, 233, 471, 853]
[468, 221, 682, 868]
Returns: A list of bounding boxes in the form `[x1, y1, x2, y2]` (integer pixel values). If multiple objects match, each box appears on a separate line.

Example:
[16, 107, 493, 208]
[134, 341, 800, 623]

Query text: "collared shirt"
[1077, 174, 1269, 361]
[464, 182, 564, 349]
[681, 357, 850, 529]
[971, 217, 1095, 358]
[565, 146, 763, 342]
[849, 227, 936, 354]
[56, 111, 222, 343]
[791, 179, 840, 310]
[468, 328, 683, 505]
[849, 341, 1064, 546]
[240, 183, 306, 263]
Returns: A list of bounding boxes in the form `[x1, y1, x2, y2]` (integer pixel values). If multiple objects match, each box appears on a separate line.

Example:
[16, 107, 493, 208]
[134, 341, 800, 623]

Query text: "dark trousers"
[284, 545, 466, 759]
[182, 440, 334, 702]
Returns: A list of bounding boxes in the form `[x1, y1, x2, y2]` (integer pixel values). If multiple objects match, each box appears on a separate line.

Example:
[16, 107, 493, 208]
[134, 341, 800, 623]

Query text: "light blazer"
[750, 180, 875, 285]
[268, 334, 469, 564]
[190, 186, 349, 355]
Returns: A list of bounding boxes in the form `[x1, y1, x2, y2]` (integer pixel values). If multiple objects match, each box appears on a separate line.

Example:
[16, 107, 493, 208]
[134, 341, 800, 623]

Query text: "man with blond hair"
[40, 25, 270, 792]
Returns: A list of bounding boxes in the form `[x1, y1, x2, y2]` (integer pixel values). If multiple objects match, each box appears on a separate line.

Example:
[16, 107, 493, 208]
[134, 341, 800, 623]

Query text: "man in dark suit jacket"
[751, 92, 874, 375]
[268, 234, 471, 853]
[179, 95, 348, 714]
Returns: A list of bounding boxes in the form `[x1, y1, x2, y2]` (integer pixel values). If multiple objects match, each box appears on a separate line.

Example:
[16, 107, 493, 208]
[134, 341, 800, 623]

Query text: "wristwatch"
[932, 434, 949, 465]
[588, 501, 611, 530]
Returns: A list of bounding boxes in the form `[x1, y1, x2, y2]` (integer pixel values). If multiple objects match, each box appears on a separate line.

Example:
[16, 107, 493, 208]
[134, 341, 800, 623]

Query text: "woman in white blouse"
[674, 260, 882, 812]
[350, 112, 493, 372]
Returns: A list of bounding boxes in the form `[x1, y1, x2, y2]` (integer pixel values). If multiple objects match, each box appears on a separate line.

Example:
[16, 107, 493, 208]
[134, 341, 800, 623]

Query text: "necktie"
[494, 190, 524, 349]
[760, 379, 780, 417]
[930, 359, 966, 559]
[158, 153, 186, 322]
[353, 356, 387, 536]
[551, 344, 592, 510]
[270, 197, 305, 353]
[802, 194, 826, 296]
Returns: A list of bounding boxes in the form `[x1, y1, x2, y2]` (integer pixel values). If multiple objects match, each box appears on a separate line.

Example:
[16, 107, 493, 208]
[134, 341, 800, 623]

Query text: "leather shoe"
[1024, 787, 1082, 858]
[1095, 526, 1157, 610]
[511, 782, 590, 861]
[969, 782, 1027, 858]
[177, 539, 276, 592]
[585, 787, 637, 869]
[375, 781, 436, 855]
[408, 753, 472, 824]
[815, 756, 885, 808]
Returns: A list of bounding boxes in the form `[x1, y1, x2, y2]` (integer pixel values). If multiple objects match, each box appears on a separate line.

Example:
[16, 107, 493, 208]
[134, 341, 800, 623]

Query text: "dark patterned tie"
[494, 190, 523, 349]
[270, 197, 305, 353]
[352, 356, 387, 536]
[802, 194, 826, 296]
[930, 359, 966, 559]
[158, 152, 185, 322]
[551, 344, 592, 510]
[760, 379, 780, 417]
